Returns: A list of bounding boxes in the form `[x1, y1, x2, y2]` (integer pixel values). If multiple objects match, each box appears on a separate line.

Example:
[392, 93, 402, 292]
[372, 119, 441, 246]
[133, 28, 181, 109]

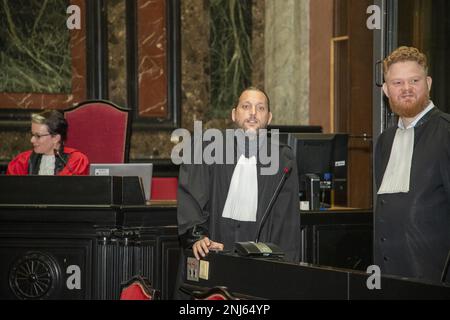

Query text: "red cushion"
[65, 102, 128, 163]
[191, 286, 239, 300]
[151, 177, 178, 200]
[202, 294, 227, 300]
[120, 283, 152, 300]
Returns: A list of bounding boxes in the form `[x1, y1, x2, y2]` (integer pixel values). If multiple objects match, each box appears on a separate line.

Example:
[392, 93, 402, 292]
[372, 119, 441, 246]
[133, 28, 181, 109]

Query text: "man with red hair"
[375, 46, 450, 284]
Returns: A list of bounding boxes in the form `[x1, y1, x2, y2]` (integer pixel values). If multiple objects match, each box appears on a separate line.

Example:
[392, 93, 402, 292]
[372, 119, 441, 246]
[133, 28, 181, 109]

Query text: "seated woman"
[7, 109, 89, 176]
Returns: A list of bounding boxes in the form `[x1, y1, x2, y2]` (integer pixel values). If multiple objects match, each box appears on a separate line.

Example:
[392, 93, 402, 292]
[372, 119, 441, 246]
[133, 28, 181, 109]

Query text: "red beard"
[389, 94, 429, 118]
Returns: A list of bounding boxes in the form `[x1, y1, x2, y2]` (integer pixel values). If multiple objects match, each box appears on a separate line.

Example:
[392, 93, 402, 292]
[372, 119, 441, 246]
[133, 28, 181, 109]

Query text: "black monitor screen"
[286, 133, 349, 207]
[292, 134, 334, 178]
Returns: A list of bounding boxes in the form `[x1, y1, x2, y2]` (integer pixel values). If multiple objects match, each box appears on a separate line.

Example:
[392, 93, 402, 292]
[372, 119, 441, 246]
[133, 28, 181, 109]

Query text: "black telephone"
[234, 241, 284, 258]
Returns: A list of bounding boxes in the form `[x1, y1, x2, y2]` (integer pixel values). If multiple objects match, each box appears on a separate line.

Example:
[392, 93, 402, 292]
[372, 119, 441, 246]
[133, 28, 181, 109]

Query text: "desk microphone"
[234, 160, 293, 258]
[255, 160, 293, 243]
[54, 149, 74, 174]
[441, 249, 450, 283]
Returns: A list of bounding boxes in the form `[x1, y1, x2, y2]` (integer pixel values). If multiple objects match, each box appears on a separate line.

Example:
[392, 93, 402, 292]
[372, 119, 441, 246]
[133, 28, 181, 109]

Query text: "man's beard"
[389, 93, 429, 118]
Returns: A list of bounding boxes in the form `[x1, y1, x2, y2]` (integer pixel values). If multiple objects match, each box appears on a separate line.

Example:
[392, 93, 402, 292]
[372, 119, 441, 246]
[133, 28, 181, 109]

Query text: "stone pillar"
[265, 0, 310, 125]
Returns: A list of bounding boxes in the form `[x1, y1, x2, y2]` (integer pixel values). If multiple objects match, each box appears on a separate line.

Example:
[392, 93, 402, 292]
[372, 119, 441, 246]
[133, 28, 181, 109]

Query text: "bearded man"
[173, 87, 301, 299]
[177, 87, 300, 262]
[374, 46, 450, 284]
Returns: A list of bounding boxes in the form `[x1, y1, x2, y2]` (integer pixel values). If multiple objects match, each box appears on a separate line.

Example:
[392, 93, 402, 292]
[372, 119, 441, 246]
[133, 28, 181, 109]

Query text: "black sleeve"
[374, 130, 394, 191]
[374, 135, 383, 191]
[177, 163, 211, 249]
[440, 119, 450, 201]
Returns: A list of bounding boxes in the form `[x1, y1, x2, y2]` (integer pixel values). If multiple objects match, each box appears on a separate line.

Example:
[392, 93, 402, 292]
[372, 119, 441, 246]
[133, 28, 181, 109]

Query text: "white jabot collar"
[39, 154, 56, 176]
[222, 154, 258, 222]
[378, 102, 435, 195]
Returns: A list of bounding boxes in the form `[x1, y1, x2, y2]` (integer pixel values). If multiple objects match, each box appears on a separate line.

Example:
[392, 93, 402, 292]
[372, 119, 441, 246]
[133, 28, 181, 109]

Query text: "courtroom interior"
[1, 0, 450, 300]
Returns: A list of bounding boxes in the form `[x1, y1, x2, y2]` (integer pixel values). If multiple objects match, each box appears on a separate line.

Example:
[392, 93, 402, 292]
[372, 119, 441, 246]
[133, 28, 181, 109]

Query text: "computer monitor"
[286, 133, 348, 208]
[268, 125, 323, 133]
[89, 163, 153, 202]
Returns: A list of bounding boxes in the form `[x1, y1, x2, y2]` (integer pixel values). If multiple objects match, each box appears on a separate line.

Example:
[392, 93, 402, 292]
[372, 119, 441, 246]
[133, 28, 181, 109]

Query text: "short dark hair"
[236, 86, 271, 112]
[31, 110, 68, 142]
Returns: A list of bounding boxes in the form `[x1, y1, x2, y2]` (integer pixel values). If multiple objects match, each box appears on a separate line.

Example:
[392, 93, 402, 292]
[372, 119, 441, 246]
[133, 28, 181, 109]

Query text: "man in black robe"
[177, 88, 301, 264]
[375, 46, 450, 284]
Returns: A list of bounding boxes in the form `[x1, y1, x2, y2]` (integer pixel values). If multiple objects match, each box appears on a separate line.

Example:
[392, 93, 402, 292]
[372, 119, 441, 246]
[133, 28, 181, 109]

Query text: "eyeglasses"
[30, 132, 52, 139]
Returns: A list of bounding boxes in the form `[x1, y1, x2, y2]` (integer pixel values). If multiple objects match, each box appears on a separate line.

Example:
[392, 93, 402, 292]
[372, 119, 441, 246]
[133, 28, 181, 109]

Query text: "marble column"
[265, 0, 310, 125]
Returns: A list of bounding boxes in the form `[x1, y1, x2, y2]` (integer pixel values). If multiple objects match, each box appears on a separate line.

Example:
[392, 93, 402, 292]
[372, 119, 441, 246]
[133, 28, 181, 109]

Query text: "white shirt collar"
[398, 101, 435, 130]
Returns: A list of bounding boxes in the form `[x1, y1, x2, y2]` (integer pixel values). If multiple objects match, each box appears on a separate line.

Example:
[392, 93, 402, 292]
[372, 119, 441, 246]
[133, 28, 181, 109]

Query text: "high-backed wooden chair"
[64, 100, 131, 163]
[120, 275, 160, 300]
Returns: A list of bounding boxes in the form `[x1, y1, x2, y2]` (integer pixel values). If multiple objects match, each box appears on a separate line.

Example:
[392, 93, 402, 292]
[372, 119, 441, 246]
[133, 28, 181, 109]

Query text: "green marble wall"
[129, 0, 265, 161]
[0, 0, 265, 163]
[0, 131, 28, 161]
[107, 0, 127, 108]
[209, 0, 253, 119]
[0, 0, 71, 94]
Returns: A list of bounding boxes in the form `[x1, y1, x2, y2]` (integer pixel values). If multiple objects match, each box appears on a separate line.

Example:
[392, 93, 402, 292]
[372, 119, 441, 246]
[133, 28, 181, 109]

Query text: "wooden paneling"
[332, 0, 373, 209]
[346, 0, 373, 209]
[310, 0, 333, 133]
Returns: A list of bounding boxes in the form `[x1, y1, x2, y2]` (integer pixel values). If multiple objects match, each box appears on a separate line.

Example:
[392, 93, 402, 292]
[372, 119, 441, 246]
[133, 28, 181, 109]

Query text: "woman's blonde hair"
[31, 110, 68, 141]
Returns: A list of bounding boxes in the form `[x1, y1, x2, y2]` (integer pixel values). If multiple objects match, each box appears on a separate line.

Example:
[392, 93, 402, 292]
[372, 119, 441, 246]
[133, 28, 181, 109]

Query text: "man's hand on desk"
[192, 237, 224, 260]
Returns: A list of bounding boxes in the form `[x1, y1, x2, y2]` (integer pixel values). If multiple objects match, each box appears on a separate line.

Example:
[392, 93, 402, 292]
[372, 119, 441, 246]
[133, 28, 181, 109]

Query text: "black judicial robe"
[374, 108, 450, 284]
[177, 140, 301, 263]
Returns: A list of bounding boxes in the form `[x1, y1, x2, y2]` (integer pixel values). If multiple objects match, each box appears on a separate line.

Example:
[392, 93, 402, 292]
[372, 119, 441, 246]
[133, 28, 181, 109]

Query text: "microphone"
[54, 149, 75, 174]
[255, 160, 293, 243]
[441, 249, 450, 283]
[234, 160, 293, 259]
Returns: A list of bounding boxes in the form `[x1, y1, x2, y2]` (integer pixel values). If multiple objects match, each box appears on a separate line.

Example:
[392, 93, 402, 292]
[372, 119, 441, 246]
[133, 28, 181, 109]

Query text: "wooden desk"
[0, 204, 178, 300]
[0, 175, 373, 299]
[148, 200, 177, 207]
[300, 208, 373, 270]
[182, 252, 450, 299]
